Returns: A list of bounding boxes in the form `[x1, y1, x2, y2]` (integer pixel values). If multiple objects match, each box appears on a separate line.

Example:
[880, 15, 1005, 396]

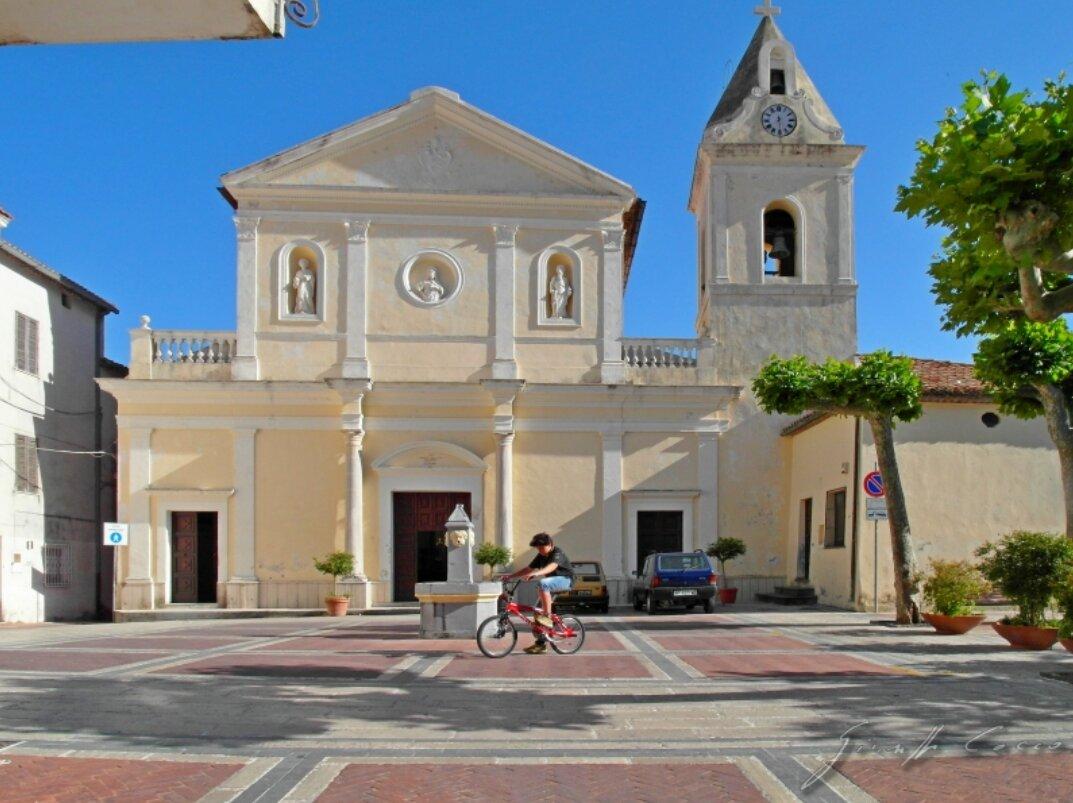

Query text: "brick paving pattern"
[835, 753, 1073, 802]
[650, 633, 816, 651]
[0, 650, 167, 673]
[0, 754, 242, 803]
[50, 636, 244, 651]
[317, 762, 766, 803]
[155, 652, 404, 679]
[437, 653, 653, 679]
[679, 651, 901, 677]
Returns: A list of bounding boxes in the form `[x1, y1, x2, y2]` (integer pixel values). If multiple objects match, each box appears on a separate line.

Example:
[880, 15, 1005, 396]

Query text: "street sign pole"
[874, 520, 879, 613]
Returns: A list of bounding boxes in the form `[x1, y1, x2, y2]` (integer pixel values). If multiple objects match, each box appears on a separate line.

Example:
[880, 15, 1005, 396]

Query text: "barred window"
[15, 311, 39, 375]
[824, 488, 847, 548]
[43, 544, 70, 588]
[15, 434, 39, 493]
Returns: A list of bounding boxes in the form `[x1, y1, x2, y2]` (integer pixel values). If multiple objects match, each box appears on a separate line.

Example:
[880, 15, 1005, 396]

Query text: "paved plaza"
[1, 606, 1072, 801]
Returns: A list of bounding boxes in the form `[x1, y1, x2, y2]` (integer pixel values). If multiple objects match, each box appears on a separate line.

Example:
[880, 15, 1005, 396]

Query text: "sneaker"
[534, 614, 553, 628]
[523, 641, 547, 655]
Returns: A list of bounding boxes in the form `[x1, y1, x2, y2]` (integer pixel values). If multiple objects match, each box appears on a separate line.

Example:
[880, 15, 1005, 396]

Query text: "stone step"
[755, 588, 819, 606]
[772, 585, 818, 598]
[113, 605, 419, 622]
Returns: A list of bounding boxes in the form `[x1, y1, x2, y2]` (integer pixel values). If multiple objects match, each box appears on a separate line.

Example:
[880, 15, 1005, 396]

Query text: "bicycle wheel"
[549, 615, 585, 655]
[476, 615, 517, 658]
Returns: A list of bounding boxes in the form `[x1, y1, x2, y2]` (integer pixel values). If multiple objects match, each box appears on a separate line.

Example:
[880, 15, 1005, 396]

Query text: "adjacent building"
[0, 208, 121, 622]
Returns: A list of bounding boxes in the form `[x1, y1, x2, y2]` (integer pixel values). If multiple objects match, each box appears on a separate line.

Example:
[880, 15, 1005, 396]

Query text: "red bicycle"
[476, 579, 586, 658]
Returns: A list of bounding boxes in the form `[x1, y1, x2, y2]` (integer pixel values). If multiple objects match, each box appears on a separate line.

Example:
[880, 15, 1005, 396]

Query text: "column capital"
[234, 216, 260, 241]
[345, 218, 370, 243]
[601, 227, 624, 251]
[495, 429, 515, 444]
[493, 224, 519, 247]
[345, 428, 366, 448]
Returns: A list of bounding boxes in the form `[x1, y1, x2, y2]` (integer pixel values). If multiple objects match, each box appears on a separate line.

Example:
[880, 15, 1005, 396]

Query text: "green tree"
[897, 72, 1073, 538]
[974, 320, 1073, 537]
[753, 351, 924, 623]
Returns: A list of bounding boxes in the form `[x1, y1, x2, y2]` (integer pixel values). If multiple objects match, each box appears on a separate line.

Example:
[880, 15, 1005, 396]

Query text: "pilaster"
[491, 224, 519, 380]
[836, 172, 856, 285]
[120, 428, 154, 610]
[342, 218, 372, 378]
[697, 431, 720, 545]
[227, 428, 259, 608]
[232, 216, 260, 380]
[600, 430, 625, 579]
[600, 227, 626, 384]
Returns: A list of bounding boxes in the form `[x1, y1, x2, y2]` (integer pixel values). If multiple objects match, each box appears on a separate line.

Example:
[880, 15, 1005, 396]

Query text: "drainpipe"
[850, 415, 861, 605]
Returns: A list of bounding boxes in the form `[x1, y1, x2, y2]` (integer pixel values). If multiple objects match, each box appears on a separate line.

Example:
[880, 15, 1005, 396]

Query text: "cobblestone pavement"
[1, 606, 1071, 801]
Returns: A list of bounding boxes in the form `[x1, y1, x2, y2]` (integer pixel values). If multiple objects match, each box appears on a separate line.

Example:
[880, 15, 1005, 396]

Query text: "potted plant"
[1057, 567, 1073, 654]
[474, 542, 512, 581]
[920, 559, 988, 634]
[976, 531, 1073, 650]
[313, 551, 355, 616]
[706, 537, 746, 604]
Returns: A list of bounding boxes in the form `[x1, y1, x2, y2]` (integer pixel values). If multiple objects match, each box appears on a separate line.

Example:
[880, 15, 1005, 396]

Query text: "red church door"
[392, 492, 471, 602]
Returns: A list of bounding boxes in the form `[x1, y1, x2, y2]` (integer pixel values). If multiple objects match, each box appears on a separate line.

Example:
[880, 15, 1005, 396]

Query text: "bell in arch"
[768, 232, 792, 261]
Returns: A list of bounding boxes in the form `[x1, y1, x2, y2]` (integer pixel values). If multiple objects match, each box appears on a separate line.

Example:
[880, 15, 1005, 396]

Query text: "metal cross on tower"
[754, 0, 781, 18]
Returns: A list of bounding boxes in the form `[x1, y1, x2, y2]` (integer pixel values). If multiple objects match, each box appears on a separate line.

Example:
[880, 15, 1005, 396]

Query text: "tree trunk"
[1035, 383, 1073, 539]
[867, 415, 921, 624]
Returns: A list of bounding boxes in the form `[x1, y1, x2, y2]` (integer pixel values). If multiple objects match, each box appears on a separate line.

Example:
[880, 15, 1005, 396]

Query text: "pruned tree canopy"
[974, 319, 1073, 419]
[896, 72, 1073, 333]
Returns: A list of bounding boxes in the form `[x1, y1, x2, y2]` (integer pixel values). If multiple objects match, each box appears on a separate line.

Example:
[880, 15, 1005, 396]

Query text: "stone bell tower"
[689, 1, 863, 383]
[688, 3, 864, 580]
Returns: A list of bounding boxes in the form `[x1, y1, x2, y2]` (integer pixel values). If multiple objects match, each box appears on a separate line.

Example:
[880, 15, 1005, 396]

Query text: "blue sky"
[4, 1, 1072, 364]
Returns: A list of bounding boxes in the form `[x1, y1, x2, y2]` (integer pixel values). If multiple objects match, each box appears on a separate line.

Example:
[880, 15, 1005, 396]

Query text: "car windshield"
[572, 562, 600, 575]
[658, 554, 707, 571]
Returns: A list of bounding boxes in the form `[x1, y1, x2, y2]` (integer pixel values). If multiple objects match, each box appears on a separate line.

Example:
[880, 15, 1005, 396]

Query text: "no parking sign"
[102, 523, 128, 546]
[863, 471, 884, 498]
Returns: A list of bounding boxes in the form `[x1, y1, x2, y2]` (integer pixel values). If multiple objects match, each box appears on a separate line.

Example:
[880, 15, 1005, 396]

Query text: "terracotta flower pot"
[1061, 638, 1073, 654]
[719, 588, 738, 604]
[325, 595, 350, 617]
[991, 622, 1058, 650]
[922, 612, 986, 635]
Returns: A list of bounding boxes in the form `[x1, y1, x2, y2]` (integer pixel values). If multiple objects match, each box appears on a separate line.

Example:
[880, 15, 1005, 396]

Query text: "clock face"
[761, 104, 797, 137]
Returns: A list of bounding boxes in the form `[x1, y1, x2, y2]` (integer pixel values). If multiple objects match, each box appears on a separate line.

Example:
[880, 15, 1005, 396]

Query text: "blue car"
[632, 551, 718, 614]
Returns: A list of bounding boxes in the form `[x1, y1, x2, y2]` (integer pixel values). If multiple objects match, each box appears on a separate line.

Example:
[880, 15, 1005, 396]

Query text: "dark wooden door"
[393, 492, 471, 602]
[636, 510, 684, 570]
[796, 498, 812, 582]
[172, 512, 199, 603]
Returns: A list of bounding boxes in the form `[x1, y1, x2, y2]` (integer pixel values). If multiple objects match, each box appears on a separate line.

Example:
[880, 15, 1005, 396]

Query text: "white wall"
[0, 247, 111, 622]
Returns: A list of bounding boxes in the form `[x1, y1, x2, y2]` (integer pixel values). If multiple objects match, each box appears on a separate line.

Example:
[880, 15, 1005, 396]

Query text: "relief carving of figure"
[548, 265, 572, 319]
[292, 258, 317, 315]
[415, 267, 446, 304]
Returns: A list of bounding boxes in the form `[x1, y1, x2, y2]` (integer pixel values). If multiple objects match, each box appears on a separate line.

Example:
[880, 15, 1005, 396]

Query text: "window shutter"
[824, 492, 836, 547]
[15, 313, 26, 371]
[27, 316, 38, 375]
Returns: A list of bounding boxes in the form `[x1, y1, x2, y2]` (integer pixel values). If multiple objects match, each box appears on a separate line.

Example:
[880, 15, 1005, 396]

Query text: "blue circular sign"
[864, 471, 884, 498]
[108, 531, 123, 544]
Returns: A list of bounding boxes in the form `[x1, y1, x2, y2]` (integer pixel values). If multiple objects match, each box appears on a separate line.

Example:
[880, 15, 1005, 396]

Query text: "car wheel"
[703, 598, 715, 614]
[645, 593, 657, 615]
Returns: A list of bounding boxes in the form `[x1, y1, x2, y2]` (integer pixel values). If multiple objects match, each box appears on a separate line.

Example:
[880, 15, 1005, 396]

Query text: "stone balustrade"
[128, 319, 236, 379]
[622, 338, 699, 368]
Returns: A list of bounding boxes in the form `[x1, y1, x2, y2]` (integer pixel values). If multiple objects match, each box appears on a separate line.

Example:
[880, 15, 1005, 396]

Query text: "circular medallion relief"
[399, 249, 464, 307]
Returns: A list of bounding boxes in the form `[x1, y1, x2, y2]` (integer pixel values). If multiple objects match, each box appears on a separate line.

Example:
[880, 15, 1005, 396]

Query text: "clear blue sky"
[4, 1, 1071, 364]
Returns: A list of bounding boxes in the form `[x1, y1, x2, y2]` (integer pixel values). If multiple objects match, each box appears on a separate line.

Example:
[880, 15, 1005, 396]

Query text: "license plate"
[573, 590, 591, 596]
[673, 589, 697, 597]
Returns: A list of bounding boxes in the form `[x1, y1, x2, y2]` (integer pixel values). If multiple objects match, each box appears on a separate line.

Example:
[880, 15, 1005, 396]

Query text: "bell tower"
[689, 1, 863, 384]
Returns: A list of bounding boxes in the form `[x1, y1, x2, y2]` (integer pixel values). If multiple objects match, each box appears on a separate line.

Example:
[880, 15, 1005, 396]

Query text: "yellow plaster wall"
[512, 432, 601, 568]
[857, 402, 1063, 611]
[254, 430, 346, 583]
[623, 434, 697, 491]
[150, 430, 234, 489]
[784, 415, 857, 608]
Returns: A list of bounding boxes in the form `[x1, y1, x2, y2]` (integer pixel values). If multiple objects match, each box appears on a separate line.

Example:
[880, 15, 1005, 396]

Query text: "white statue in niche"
[548, 265, 572, 319]
[415, 267, 446, 304]
[291, 258, 317, 315]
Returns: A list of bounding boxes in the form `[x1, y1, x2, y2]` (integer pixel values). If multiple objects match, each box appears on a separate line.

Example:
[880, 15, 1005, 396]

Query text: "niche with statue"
[536, 246, 581, 327]
[278, 240, 326, 322]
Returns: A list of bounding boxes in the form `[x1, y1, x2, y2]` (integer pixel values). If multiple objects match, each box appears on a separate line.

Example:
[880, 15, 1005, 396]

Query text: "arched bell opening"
[763, 206, 797, 278]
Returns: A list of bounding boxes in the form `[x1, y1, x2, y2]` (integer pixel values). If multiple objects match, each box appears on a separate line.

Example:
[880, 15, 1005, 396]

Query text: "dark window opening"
[770, 69, 786, 95]
[824, 488, 846, 548]
[982, 412, 1000, 428]
[61, 293, 70, 309]
[763, 208, 796, 277]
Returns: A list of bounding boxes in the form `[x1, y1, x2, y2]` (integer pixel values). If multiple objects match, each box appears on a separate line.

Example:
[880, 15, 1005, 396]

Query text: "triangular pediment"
[223, 87, 634, 199]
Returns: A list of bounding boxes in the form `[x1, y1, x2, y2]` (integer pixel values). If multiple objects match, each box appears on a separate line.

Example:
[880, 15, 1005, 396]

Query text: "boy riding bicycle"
[504, 532, 574, 654]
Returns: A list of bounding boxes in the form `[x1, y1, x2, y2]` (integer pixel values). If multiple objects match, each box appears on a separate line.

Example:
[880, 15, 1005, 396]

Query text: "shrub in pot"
[975, 531, 1073, 650]
[474, 543, 512, 581]
[1057, 567, 1073, 654]
[706, 537, 746, 604]
[920, 559, 988, 634]
[314, 551, 355, 616]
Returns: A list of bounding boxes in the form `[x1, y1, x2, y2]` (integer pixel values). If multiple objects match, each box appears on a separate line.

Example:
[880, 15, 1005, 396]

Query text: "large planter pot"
[325, 595, 350, 617]
[719, 588, 738, 605]
[922, 612, 986, 635]
[1060, 638, 1073, 654]
[991, 622, 1058, 650]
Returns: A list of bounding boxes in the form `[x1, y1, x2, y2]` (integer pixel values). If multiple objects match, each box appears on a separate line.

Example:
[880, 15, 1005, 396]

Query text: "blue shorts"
[538, 576, 572, 593]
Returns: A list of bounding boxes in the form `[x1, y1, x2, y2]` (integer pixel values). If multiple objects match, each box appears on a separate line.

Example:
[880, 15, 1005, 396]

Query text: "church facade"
[104, 14, 866, 612]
